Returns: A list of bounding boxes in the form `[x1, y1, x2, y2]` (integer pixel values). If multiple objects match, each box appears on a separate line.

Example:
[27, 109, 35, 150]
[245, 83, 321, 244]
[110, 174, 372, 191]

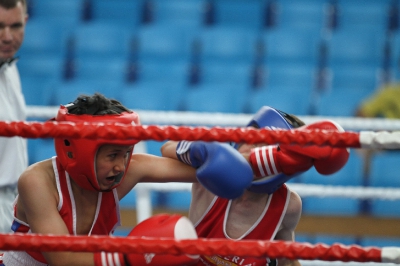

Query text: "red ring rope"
[0, 121, 361, 147]
[0, 234, 383, 263]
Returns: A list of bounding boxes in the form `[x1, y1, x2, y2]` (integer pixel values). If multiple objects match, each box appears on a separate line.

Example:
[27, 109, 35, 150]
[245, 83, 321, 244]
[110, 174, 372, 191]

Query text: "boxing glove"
[176, 141, 253, 199]
[250, 145, 314, 178]
[126, 214, 199, 265]
[280, 120, 350, 175]
[94, 214, 199, 266]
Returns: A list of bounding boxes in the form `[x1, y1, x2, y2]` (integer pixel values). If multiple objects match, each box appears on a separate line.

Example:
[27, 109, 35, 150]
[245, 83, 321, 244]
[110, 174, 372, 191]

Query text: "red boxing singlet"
[195, 184, 290, 266]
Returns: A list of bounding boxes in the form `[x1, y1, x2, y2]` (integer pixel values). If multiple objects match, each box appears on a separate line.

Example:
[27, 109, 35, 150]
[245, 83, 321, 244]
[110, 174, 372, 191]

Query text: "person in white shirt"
[0, 0, 28, 234]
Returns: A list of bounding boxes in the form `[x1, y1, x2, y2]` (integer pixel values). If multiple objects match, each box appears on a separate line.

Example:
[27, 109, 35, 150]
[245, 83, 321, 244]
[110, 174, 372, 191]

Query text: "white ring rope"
[27, 106, 400, 131]
[360, 131, 400, 149]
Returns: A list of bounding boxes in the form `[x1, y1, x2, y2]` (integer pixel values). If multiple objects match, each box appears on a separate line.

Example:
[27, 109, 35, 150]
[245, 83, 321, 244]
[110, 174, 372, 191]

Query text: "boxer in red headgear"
[2, 93, 256, 266]
[161, 105, 349, 266]
[54, 103, 140, 192]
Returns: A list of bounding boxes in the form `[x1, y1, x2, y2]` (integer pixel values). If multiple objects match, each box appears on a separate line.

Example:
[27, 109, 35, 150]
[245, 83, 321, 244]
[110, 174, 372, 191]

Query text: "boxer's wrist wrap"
[250, 146, 280, 178]
[94, 252, 127, 266]
[176, 141, 194, 166]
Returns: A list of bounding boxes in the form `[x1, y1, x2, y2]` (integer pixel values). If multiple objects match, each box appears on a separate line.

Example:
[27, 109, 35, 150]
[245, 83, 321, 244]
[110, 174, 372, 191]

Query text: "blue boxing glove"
[176, 141, 253, 199]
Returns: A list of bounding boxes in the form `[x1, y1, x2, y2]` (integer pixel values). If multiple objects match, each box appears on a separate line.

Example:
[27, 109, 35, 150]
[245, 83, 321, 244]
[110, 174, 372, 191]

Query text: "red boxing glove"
[94, 214, 199, 266]
[94, 252, 126, 266]
[125, 214, 199, 266]
[280, 120, 350, 175]
[250, 145, 314, 178]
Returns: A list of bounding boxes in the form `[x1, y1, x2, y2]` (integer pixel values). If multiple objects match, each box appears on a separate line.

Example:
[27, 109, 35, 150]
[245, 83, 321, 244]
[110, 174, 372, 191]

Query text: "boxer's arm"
[17, 161, 95, 265]
[119, 153, 198, 199]
[274, 191, 302, 266]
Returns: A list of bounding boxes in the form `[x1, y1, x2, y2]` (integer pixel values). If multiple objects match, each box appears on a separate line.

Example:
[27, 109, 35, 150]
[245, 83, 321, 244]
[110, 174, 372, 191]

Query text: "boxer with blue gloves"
[161, 105, 350, 266]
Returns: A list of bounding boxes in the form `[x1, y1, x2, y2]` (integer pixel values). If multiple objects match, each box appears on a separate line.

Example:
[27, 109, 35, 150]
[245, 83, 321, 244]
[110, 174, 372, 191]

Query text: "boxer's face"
[0, 2, 27, 62]
[95, 144, 133, 190]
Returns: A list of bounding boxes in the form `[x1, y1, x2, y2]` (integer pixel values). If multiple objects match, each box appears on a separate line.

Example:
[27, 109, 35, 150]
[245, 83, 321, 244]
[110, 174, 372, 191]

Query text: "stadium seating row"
[27, 0, 398, 31]
[18, 21, 392, 115]
[20, 0, 398, 117]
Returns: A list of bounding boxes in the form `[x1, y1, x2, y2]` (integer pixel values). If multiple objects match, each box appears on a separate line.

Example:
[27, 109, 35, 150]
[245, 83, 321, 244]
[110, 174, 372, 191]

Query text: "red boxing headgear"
[54, 105, 140, 191]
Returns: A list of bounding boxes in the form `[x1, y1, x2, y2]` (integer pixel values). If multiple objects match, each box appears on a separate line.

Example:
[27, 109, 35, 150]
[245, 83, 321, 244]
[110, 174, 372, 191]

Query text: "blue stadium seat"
[313, 234, 358, 246]
[316, 88, 371, 117]
[335, 0, 390, 32]
[197, 26, 259, 64]
[119, 190, 159, 210]
[300, 151, 363, 186]
[137, 59, 190, 85]
[266, 62, 316, 93]
[152, 0, 204, 27]
[212, 0, 264, 29]
[263, 28, 321, 65]
[117, 81, 185, 111]
[137, 24, 195, 62]
[277, 0, 325, 31]
[72, 21, 133, 61]
[371, 198, 400, 218]
[360, 236, 400, 248]
[302, 196, 360, 216]
[144, 141, 166, 156]
[32, 0, 83, 25]
[389, 33, 400, 80]
[369, 151, 400, 218]
[244, 86, 310, 116]
[368, 151, 400, 187]
[330, 64, 380, 92]
[181, 84, 247, 114]
[19, 19, 69, 58]
[119, 190, 138, 208]
[20, 76, 55, 106]
[300, 151, 364, 216]
[199, 61, 253, 87]
[18, 56, 64, 82]
[294, 233, 313, 244]
[327, 29, 387, 67]
[75, 58, 128, 83]
[164, 191, 192, 210]
[28, 139, 55, 165]
[92, 0, 142, 26]
[49, 79, 121, 106]
[112, 228, 130, 237]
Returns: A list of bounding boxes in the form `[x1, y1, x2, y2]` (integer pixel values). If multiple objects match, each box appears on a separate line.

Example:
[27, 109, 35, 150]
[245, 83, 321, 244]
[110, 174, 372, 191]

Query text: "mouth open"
[106, 176, 116, 182]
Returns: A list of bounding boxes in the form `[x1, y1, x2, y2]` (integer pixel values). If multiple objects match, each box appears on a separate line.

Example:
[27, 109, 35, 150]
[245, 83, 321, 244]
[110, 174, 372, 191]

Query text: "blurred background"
[19, 0, 400, 249]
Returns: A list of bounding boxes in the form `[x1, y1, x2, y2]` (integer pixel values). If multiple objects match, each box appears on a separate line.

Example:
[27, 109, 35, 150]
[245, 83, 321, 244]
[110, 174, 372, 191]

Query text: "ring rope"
[135, 183, 400, 200]
[26, 106, 400, 131]
[1, 121, 400, 149]
[2, 234, 398, 263]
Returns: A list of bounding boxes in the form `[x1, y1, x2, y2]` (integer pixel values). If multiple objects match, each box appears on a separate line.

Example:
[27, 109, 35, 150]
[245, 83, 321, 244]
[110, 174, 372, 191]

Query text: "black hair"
[275, 110, 305, 128]
[0, 0, 27, 11]
[66, 93, 131, 115]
